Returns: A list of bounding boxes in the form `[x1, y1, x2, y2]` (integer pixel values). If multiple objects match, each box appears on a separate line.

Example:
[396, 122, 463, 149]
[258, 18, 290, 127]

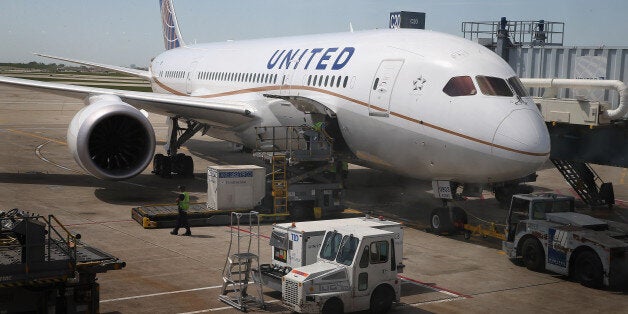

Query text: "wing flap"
[0, 75, 256, 128]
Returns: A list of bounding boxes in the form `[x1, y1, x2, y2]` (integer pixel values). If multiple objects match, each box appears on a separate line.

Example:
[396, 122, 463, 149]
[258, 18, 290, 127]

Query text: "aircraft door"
[369, 60, 404, 117]
[186, 61, 199, 95]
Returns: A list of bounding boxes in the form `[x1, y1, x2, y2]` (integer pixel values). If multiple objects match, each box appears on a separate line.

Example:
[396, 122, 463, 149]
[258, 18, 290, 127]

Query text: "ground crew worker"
[312, 121, 325, 133]
[171, 185, 191, 236]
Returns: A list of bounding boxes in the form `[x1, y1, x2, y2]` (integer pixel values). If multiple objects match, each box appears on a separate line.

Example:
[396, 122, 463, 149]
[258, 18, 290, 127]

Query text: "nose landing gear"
[429, 205, 468, 235]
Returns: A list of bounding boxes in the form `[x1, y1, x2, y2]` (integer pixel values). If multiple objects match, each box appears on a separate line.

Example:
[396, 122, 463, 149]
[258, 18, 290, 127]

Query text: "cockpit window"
[442, 76, 477, 97]
[476, 76, 513, 97]
[508, 76, 529, 97]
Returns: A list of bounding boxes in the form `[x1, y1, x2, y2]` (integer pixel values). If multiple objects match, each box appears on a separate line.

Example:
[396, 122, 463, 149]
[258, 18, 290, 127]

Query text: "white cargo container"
[206, 165, 265, 210]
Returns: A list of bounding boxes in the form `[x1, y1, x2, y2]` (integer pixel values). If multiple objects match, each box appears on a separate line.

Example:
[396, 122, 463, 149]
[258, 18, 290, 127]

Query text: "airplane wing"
[34, 53, 150, 79]
[0, 75, 256, 128]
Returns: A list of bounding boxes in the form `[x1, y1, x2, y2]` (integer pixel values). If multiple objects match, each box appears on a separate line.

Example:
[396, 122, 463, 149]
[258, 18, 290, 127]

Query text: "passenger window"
[369, 241, 389, 264]
[343, 76, 348, 88]
[442, 76, 476, 96]
[324, 75, 329, 87]
[318, 75, 323, 87]
[330, 76, 335, 87]
[308, 75, 312, 86]
[508, 76, 529, 97]
[476, 76, 513, 97]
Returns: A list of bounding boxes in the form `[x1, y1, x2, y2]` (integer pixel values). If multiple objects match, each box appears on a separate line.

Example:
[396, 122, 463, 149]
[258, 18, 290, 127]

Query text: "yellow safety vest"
[179, 192, 190, 211]
[313, 122, 324, 132]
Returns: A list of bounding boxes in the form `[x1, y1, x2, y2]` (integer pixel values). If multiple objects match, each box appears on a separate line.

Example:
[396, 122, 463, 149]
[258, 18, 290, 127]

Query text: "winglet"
[160, 0, 186, 50]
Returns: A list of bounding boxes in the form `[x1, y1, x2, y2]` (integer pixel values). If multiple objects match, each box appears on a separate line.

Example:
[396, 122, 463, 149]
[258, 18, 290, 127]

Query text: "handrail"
[521, 78, 627, 120]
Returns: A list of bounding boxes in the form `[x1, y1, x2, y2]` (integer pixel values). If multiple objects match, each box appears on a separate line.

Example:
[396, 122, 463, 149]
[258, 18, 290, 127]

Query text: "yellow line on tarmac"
[621, 168, 627, 184]
[6, 129, 67, 146]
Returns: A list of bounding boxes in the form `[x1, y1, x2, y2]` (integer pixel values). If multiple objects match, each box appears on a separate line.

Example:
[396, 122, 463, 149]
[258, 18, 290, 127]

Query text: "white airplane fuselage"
[148, 29, 550, 184]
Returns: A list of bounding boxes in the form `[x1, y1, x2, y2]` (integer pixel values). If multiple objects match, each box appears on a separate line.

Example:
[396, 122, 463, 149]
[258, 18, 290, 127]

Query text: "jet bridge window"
[476, 76, 513, 97]
[508, 76, 529, 97]
[442, 76, 476, 97]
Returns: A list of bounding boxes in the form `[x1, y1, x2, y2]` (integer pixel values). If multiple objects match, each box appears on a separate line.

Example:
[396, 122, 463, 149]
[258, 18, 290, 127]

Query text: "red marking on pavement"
[397, 274, 472, 299]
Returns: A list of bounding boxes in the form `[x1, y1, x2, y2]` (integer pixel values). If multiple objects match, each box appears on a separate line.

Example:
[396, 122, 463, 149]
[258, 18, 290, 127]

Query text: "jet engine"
[67, 95, 155, 180]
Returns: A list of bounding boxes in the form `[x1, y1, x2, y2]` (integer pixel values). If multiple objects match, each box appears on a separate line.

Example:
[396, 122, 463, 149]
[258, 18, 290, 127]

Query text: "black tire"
[521, 237, 545, 272]
[450, 207, 468, 230]
[370, 285, 394, 314]
[183, 155, 194, 177]
[494, 186, 515, 209]
[321, 297, 343, 314]
[430, 207, 453, 235]
[153, 154, 164, 175]
[159, 157, 171, 178]
[574, 250, 604, 288]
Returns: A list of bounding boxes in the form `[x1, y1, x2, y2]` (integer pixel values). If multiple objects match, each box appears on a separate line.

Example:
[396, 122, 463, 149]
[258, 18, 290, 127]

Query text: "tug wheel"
[574, 250, 603, 288]
[521, 237, 545, 272]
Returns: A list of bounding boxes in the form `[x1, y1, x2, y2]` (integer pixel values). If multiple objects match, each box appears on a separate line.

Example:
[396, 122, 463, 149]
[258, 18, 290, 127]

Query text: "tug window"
[369, 241, 389, 264]
[508, 76, 529, 97]
[442, 76, 476, 96]
[476, 76, 513, 97]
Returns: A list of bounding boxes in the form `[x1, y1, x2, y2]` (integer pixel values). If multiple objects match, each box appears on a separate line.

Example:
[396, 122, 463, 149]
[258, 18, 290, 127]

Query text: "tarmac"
[0, 83, 627, 313]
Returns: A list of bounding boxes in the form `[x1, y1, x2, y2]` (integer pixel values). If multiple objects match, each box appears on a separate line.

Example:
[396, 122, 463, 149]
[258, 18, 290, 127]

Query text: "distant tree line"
[0, 62, 65, 70]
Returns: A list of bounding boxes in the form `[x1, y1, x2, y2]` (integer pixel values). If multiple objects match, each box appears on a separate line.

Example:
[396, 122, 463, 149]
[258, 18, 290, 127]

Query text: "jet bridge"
[462, 17, 628, 208]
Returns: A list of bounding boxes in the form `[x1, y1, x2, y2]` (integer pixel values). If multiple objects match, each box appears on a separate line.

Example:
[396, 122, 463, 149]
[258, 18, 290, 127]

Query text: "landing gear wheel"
[521, 237, 545, 272]
[153, 154, 165, 176]
[574, 251, 603, 288]
[494, 186, 515, 208]
[159, 157, 171, 178]
[321, 298, 343, 314]
[370, 285, 394, 314]
[430, 207, 453, 235]
[183, 155, 194, 177]
[450, 207, 468, 231]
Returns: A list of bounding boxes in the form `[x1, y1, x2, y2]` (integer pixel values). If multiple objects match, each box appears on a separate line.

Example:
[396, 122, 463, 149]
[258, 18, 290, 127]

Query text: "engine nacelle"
[67, 95, 155, 180]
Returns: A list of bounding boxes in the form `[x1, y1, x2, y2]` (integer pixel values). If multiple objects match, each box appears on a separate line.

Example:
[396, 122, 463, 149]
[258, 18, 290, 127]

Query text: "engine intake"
[67, 95, 155, 180]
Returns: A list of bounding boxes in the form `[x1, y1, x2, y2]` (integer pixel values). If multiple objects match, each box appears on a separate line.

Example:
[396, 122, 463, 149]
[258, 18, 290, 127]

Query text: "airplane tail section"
[159, 0, 186, 50]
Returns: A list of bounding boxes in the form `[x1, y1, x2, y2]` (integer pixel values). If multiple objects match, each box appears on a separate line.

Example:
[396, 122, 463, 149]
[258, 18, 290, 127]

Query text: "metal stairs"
[551, 159, 614, 208]
[219, 212, 265, 311]
[271, 155, 289, 216]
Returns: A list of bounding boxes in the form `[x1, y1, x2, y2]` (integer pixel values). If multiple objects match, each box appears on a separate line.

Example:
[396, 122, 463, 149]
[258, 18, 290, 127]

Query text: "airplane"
[0, 0, 550, 211]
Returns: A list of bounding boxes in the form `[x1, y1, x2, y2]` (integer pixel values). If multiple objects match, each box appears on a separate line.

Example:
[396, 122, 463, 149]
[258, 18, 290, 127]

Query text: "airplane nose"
[493, 109, 550, 158]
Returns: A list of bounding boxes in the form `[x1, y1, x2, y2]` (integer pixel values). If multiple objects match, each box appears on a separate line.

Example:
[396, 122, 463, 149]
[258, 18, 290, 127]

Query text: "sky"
[1, 0, 627, 67]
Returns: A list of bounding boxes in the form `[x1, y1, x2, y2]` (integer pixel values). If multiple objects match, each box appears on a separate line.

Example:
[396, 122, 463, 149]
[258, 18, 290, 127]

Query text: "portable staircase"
[219, 212, 265, 311]
[551, 159, 614, 208]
